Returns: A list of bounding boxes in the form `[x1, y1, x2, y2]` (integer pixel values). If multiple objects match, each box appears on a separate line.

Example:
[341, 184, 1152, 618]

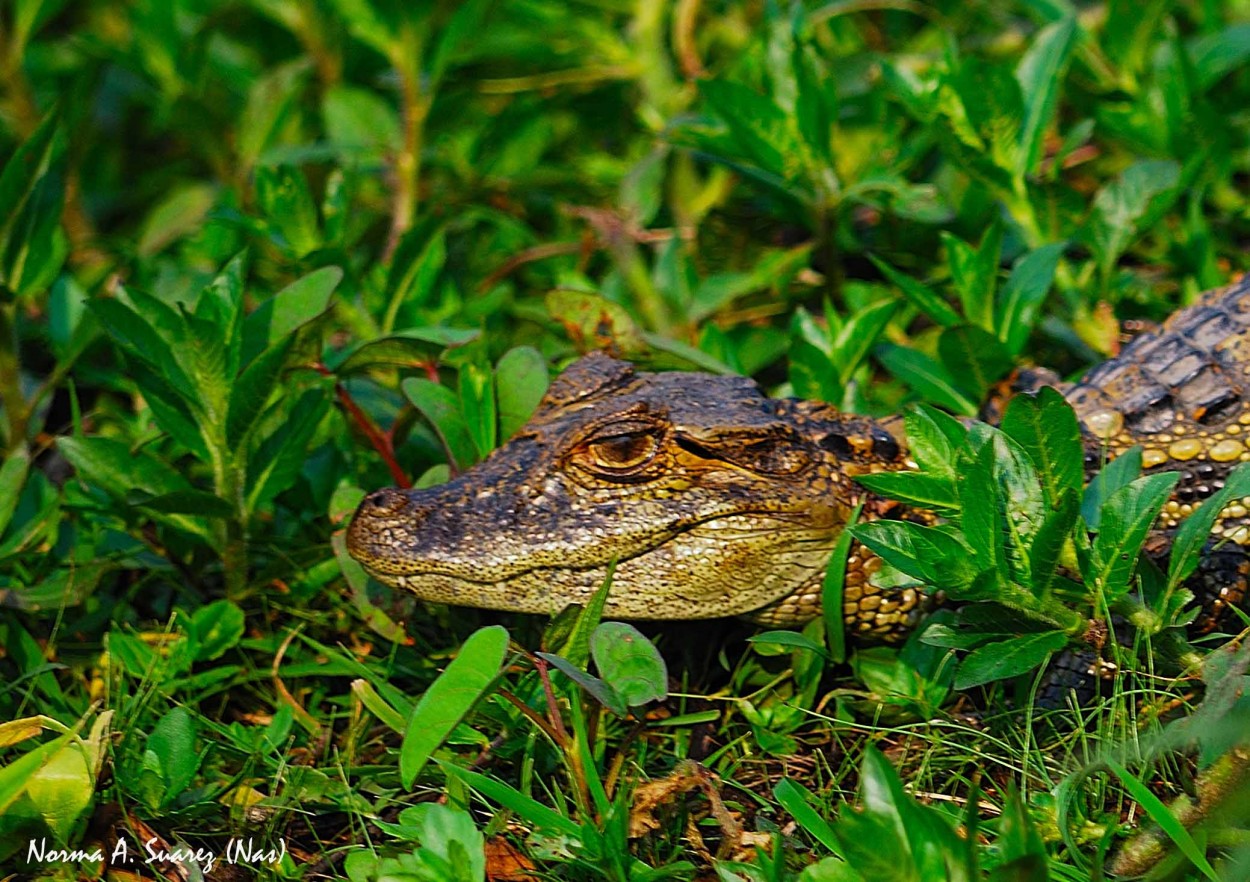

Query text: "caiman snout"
[360, 487, 411, 518]
[346, 487, 434, 577]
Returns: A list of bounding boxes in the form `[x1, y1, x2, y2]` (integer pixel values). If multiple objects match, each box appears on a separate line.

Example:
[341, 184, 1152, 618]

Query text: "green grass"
[4, 0, 1250, 879]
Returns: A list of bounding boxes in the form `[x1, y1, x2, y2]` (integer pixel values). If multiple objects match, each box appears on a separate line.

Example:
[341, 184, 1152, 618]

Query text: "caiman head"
[346, 352, 906, 623]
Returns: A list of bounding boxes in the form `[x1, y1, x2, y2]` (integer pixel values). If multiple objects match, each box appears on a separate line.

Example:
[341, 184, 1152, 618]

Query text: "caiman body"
[347, 279, 1250, 638]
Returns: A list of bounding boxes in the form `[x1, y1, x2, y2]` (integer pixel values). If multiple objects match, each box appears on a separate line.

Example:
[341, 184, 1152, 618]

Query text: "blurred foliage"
[4, 0, 1250, 878]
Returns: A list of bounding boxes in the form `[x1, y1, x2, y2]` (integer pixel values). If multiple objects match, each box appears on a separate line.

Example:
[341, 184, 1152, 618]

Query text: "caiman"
[346, 279, 1250, 641]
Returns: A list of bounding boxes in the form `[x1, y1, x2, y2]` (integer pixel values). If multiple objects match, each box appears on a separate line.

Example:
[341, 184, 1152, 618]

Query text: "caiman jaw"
[345, 480, 846, 621]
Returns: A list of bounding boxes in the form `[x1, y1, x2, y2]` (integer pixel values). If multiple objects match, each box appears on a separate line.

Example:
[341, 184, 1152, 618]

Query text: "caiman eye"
[587, 431, 659, 470]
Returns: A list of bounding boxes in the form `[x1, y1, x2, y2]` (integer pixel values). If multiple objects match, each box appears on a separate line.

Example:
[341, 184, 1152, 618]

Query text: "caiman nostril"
[363, 488, 408, 516]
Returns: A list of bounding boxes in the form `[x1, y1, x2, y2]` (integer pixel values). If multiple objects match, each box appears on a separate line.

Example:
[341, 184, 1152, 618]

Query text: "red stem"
[315, 363, 411, 488]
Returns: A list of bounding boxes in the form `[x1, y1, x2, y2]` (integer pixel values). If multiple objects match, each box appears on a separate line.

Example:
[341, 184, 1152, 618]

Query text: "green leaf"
[1101, 0, 1168, 78]
[1167, 462, 1250, 591]
[179, 306, 233, 421]
[147, 707, 201, 797]
[126, 488, 234, 518]
[226, 337, 293, 448]
[400, 625, 509, 788]
[995, 244, 1064, 355]
[495, 346, 550, 441]
[699, 80, 800, 181]
[57, 436, 212, 541]
[236, 59, 310, 170]
[966, 427, 1048, 592]
[441, 762, 582, 840]
[876, 345, 979, 416]
[325, 0, 400, 59]
[855, 471, 961, 512]
[12, 0, 69, 55]
[590, 622, 667, 708]
[396, 804, 487, 882]
[869, 255, 962, 327]
[195, 253, 247, 379]
[1029, 489, 1081, 600]
[537, 652, 626, 716]
[850, 520, 979, 591]
[823, 502, 862, 664]
[775, 778, 844, 858]
[792, 39, 836, 166]
[954, 630, 1068, 689]
[546, 288, 648, 358]
[0, 730, 75, 816]
[835, 746, 974, 882]
[1088, 160, 1181, 280]
[0, 447, 31, 537]
[245, 389, 330, 510]
[829, 298, 898, 386]
[748, 630, 830, 660]
[0, 112, 66, 299]
[1015, 16, 1076, 179]
[904, 404, 967, 477]
[1000, 387, 1083, 508]
[944, 223, 1002, 332]
[938, 325, 1013, 400]
[322, 84, 401, 158]
[137, 182, 217, 257]
[402, 377, 478, 472]
[833, 747, 916, 878]
[1082, 447, 1142, 530]
[991, 788, 1048, 882]
[789, 325, 838, 403]
[329, 327, 480, 374]
[384, 225, 447, 331]
[255, 164, 321, 256]
[1189, 24, 1250, 91]
[949, 56, 1025, 181]
[24, 740, 94, 844]
[1104, 760, 1221, 882]
[427, 0, 490, 88]
[544, 562, 616, 669]
[190, 600, 246, 662]
[87, 296, 194, 395]
[960, 441, 1006, 577]
[321, 168, 350, 245]
[351, 680, 408, 734]
[125, 360, 211, 461]
[459, 362, 497, 459]
[240, 266, 341, 367]
[1089, 471, 1180, 600]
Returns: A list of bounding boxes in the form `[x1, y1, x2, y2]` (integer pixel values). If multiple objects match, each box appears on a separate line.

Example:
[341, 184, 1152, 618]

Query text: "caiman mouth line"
[357, 508, 837, 584]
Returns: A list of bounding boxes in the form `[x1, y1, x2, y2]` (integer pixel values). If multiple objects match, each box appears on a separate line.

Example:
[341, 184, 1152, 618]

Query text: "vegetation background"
[4, 0, 1250, 879]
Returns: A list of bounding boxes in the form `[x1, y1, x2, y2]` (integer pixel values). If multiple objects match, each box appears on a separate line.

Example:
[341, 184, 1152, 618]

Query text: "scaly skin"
[347, 278, 1250, 639]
